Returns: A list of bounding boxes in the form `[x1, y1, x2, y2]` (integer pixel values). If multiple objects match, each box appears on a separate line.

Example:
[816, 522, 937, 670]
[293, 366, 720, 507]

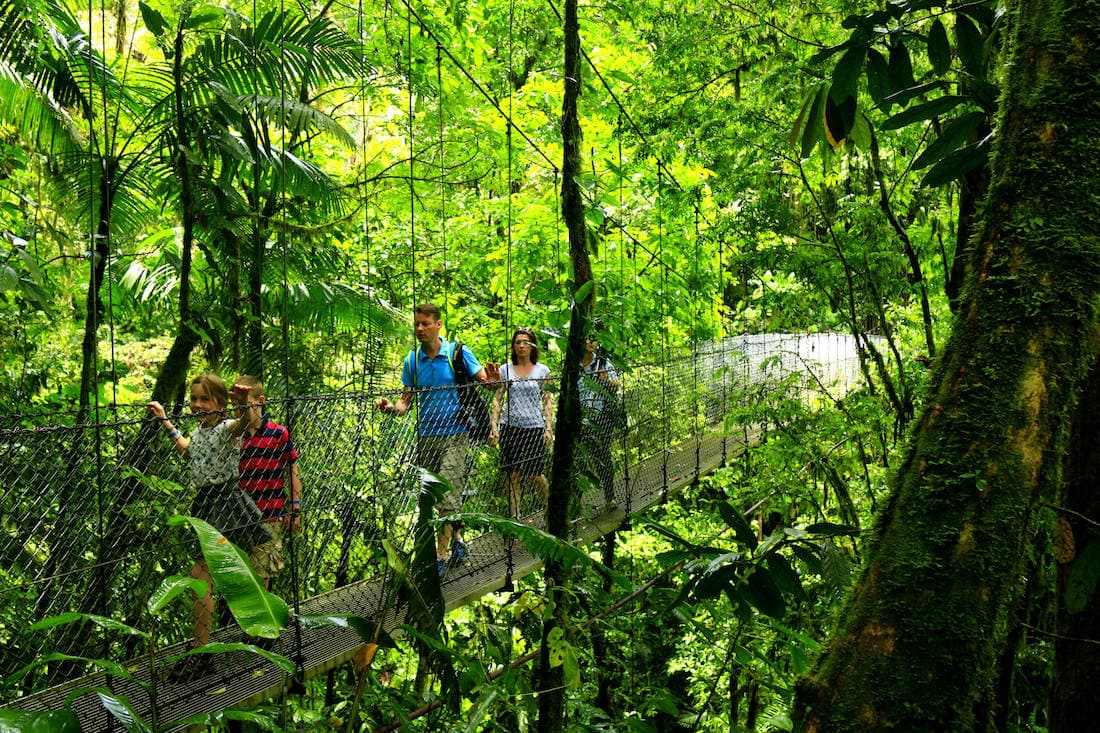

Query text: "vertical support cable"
[615, 114, 630, 514]
[437, 41, 447, 319]
[658, 168, 669, 500]
[407, 5, 417, 307]
[501, 0, 517, 587]
[505, 0, 515, 342]
[689, 193, 699, 478]
[719, 227, 728, 464]
[275, 0, 304, 688]
[88, 0, 111, 700]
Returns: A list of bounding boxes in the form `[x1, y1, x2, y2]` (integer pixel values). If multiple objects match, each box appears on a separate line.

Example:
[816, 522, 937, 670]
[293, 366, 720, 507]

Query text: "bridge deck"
[15, 429, 752, 731]
[3, 335, 865, 730]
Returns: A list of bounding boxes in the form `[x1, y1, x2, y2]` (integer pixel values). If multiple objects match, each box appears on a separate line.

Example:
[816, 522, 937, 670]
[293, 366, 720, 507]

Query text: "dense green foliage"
[2, 0, 1087, 730]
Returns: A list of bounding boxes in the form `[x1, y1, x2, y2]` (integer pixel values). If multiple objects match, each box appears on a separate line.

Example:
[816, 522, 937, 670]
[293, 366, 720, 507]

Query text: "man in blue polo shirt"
[376, 303, 499, 575]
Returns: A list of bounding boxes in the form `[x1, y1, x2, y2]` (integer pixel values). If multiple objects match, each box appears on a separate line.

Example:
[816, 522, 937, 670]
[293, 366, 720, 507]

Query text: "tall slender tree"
[538, 0, 593, 730]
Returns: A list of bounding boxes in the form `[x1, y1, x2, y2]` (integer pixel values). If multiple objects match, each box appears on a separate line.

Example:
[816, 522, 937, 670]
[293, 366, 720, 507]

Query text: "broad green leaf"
[830, 46, 864, 103]
[457, 513, 628, 588]
[881, 81, 950, 109]
[880, 95, 966, 130]
[808, 42, 845, 65]
[805, 522, 861, 537]
[888, 38, 915, 91]
[656, 549, 704, 566]
[169, 516, 290, 637]
[1066, 539, 1100, 614]
[0, 265, 17, 292]
[743, 566, 786, 619]
[824, 94, 857, 148]
[94, 689, 151, 733]
[955, 14, 984, 77]
[912, 111, 986, 170]
[148, 576, 207, 615]
[297, 615, 397, 647]
[801, 85, 827, 158]
[5, 654, 134, 688]
[172, 709, 282, 731]
[183, 8, 225, 29]
[718, 502, 758, 550]
[866, 49, 891, 108]
[463, 689, 501, 733]
[695, 563, 739, 601]
[790, 543, 824, 575]
[167, 641, 295, 673]
[527, 278, 561, 303]
[604, 69, 636, 86]
[765, 553, 808, 602]
[921, 139, 990, 187]
[562, 642, 580, 688]
[790, 87, 819, 148]
[573, 279, 595, 306]
[379, 538, 407, 576]
[927, 19, 951, 75]
[633, 516, 698, 549]
[0, 709, 81, 732]
[30, 613, 148, 639]
[138, 1, 167, 37]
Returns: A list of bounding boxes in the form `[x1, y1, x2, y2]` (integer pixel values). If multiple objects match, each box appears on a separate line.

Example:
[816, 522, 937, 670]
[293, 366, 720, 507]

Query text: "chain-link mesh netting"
[0, 333, 869, 701]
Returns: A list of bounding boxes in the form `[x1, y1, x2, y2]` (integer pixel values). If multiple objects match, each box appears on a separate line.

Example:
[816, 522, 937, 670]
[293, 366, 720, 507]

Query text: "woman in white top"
[490, 327, 554, 518]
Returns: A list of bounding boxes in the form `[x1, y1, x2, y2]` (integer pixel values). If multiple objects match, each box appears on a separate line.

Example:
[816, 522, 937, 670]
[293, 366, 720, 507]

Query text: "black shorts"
[499, 424, 546, 477]
[190, 479, 272, 553]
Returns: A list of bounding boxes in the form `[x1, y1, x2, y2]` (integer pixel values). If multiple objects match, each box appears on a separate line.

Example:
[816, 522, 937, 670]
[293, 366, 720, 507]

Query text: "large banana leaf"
[0, 709, 80, 733]
[169, 516, 290, 638]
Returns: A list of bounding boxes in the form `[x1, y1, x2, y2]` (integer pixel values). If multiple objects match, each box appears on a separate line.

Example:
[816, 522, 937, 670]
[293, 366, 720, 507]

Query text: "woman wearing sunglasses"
[490, 328, 554, 518]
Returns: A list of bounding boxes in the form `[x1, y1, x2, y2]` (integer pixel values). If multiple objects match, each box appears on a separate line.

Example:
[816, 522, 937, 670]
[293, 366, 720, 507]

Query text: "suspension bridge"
[1, 333, 870, 730]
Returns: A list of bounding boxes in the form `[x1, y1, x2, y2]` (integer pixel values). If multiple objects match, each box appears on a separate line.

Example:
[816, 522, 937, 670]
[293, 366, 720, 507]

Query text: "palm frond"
[258, 281, 399, 336]
[0, 74, 82, 157]
[238, 94, 356, 149]
[187, 10, 368, 96]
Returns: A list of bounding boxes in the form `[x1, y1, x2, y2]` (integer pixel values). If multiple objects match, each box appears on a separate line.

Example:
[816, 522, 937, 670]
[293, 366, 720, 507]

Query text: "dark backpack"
[450, 341, 493, 444]
[590, 357, 627, 431]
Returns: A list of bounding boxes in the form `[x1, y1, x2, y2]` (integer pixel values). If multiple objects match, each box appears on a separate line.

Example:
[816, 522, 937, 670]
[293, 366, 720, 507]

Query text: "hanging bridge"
[0, 333, 871, 730]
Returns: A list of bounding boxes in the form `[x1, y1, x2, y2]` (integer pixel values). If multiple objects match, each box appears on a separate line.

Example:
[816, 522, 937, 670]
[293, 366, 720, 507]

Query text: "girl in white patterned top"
[149, 374, 269, 678]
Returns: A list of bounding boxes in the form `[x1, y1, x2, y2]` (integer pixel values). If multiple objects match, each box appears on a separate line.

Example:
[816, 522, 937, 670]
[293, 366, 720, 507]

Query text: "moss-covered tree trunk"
[1051, 350, 1100, 730]
[793, 0, 1100, 728]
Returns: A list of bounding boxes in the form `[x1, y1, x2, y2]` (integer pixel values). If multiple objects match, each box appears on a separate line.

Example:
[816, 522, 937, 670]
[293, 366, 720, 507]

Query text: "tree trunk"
[538, 0, 592, 729]
[1050, 350, 1100, 730]
[793, 0, 1100, 728]
[76, 157, 116, 415]
[593, 531, 616, 714]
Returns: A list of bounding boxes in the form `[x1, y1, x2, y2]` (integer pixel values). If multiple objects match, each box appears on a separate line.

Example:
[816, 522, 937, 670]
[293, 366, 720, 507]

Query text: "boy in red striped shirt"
[231, 376, 301, 588]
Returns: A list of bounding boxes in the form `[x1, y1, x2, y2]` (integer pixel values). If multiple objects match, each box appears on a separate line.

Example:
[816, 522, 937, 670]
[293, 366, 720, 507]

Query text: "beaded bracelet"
[169, 430, 180, 439]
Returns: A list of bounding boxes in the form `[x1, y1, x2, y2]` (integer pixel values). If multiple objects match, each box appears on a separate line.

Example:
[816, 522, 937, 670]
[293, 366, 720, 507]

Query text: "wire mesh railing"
[0, 333, 870, 702]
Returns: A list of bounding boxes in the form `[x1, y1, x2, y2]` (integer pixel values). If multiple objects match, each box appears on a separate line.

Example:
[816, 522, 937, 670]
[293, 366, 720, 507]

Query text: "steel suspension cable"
[397, 0, 557, 175]
[692, 191, 701, 476]
[437, 41, 448, 324]
[88, 0, 110, 670]
[659, 167, 669, 499]
[616, 113, 631, 513]
[407, 5, 417, 307]
[276, 0, 306, 688]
